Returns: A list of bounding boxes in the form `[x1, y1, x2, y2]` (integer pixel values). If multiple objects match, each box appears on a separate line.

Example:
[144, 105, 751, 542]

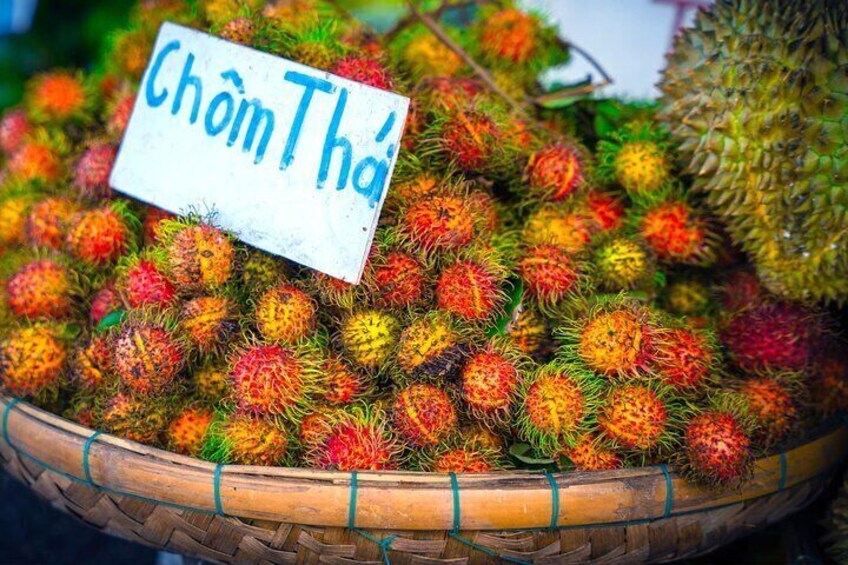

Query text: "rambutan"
[331, 55, 393, 90]
[73, 143, 117, 200]
[0, 197, 32, 247]
[113, 320, 185, 393]
[180, 296, 237, 355]
[254, 283, 317, 344]
[5, 259, 73, 320]
[517, 364, 598, 456]
[112, 30, 154, 80]
[436, 259, 504, 321]
[70, 334, 113, 391]
[339, 309, 400, 370]
[396, 312, 465, 379]
[7, 141, 62, 184]
[164, 223, 235, 292]
[401, 31, 463, 77]
[517, 244, 581, 310]
[638, 200, 713, 264]
[167, 407, 214, 456]
[306, 404, 402, 471]
[582, 191, 625, 232]
[592, 237, 655, 291]
[66, 206, 133, 267]
[26, 71, 88, 121]
[718, 269, 765, 313]
[505, 305, 551, 359]
[612, 141, 670, 196]
[738, 376, 799, 446]
[0, 325, 67, 397]
[419, 77, 486, 111]
[241, 249, 286, 295]
[119, 258, 176, 310]
[89, 283, 120, 326]
[598, 385, 670, 452]
[101, 391, 170, 445]
[203, 414, 290, 466]
[430, 447, 497, 473]
[400, 194, 477, 253]
[811, 344, 848, 416]
[0, 109, 30, 155]
[219, 16, 256, 45]
[369, 251, 428, 308]
[562, 301, 657, 379]
[522, 206, 595, 254]
[683, 410, 752, 486]
[478, 8, 538, 63]
[392, 383, 458, 447]
[229, 343, 317, 421]
[560, 434, 623, 471]
[307, 271, 359, 311]
[322, 356, 370, 405]
[461, 343, 524, 423]
[721, 302, 824, 374]
[105, 90, 135, 139]
[663, 278, 712, 316]
[524, 143, 586, 202]
[25, 197, 80, 250]
[653, 327, 715, 392]
[439, 108, 501, 173]
[191, 363, 229, 402]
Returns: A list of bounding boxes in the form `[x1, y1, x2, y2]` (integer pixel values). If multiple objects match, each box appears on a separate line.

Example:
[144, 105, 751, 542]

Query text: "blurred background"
[0, 1, 839, 564]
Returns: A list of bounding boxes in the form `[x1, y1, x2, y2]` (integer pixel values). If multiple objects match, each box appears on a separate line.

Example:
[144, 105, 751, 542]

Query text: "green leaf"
[509, 443, 555, 466]
[487, 277, 523, 338]
[96, 309, 126, 333]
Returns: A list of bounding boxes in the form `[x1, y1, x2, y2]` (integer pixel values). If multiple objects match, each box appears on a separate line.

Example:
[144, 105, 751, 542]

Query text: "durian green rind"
[659, 0, 848, 303]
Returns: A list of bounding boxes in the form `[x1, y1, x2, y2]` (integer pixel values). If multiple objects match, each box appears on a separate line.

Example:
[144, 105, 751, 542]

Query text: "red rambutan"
[73, 143, 117, 200]
[307, 405, 403, 471]
[26, 71, 88, 121]
[479, 9, 538, 63]
[7, 141, 63, 184]
[0, 325, 67, 397]
[392, 383, 458, 447]
[165, 224, 235, 291]
[0, 109, 30, 155]
[653, 328, 714, 392]
[322, 356, 369, 405]
[561, 434, 623, 471]
[167, 407, 214, 456]
[436, 259, 503, 321]
[401, 194, 476, 253]
[25, 197, 80, 250]
[461, 345, 522, 423]
[331, 55, 393, 90]
[518, 244, 580, 310]
[525, 143, 586, 202]
[683, 411, 752, 485]
[120, 259, 176, 310]
[180, 295, 237, 355]
[5, 259, 73, 319]
[142, 206, 174, 245]
[66, 206, 132, 266]
[71, 334, 113, 391]
[396, 313, 465, 379]
[203, 414, 290, 466]
[583, 191, 625, 232]
[113, 321, 185, 393]
[89, 283, 120, 325]
[219, 16, 256, 45]
[639, 201, 712, 264]
[598, 385, 669, 451]
[369, 251, 427, 308]
[738, 376, 799, 446]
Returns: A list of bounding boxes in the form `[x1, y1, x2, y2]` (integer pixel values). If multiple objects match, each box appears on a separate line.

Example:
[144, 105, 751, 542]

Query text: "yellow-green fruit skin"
[660, 0, 848, 303]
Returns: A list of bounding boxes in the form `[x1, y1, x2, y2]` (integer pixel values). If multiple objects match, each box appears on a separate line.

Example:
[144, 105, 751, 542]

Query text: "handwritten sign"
[110, 22, 409, 283]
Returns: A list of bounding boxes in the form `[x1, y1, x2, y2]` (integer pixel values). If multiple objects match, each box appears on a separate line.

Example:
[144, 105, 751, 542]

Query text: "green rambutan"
[0, 109, 30, 155]
[254, 283, 317, 344]
[66, 205, 134, 267]
[682, 410, 752, 486]
[25, 197, 80, 250]
[597, 124, 672, 197]
[0, 325, 67, 397]
[663, 277, 712, 317]
[167, 406, 214, 457]
[597, 384, 672, 453]
[392, 382, 458, 447]
[395, 312, 466, 379]
[524, 143, 587, 202]
[240, 249, 287, 295]
[162, 222, 235, 292]
[591, 237, 655, 291]
[517, 362, 600, 457]
[113, 319, 186, 394]
[228, 342, 319, 421]
[395, 27, 463, 78]
[202, 413, 290, 466]
[73, 142, 117, 200]
[180, 295, 237, 356]
[339, 309, 400, 370]
[5, 259, 74, 320]
[305, 404, 403, 471]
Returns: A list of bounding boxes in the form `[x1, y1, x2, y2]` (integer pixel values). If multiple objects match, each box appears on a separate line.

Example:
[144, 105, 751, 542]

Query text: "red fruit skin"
[722, 302, 822, 373]
[436, 260, 500, 321]
[230, 345, 305, 418]
[123, 260, 176, 309]
[441, 110, 498, 172]
[331, 56, 393, 90]
[518, 244, 579, 305]
[107, 93, 135, 138]
[585, 191, 625, 231]
[113, 323, 185, 393]
[372, 252, 426, 308]
[0, 109, 30, 155]
[74, 144, 117, 199]
[142, 206, 175, 245]
[66, 208, 131, 266]
[90, 283, 120, 325]
[719, 270, 764, 312]
[526, 143, 584, 202]
[392, 384, 457, 447]
[323, 421, 398, 471]
[5, 259, 71, 319]
[654, 328, 711, 391]
[684, 411, 751, 485]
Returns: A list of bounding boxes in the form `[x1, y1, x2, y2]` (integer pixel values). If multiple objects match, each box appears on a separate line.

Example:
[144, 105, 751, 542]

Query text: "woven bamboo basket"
[0, 394, 844, 564]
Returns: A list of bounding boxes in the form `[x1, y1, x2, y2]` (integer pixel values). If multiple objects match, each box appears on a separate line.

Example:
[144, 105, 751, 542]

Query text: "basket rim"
[1, 394, 845, 531]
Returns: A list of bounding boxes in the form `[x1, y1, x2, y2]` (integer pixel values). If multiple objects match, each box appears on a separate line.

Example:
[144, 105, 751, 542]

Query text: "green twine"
[449, 472, 461, 533]
[352, 528, 396, 565]
[82, 431, 102, 486]
[659, 464, 673, 518]
[779, 453, 788, 491]
[2, 398, 21, 448]
[348, 471, 359, 529]
[348, 471, 395, 564]
[213, 463, 225, 515]
[544, 471, 560, 530]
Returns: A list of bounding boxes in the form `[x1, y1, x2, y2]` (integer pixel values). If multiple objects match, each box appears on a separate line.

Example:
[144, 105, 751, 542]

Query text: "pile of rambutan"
[0, 0, 843, 492]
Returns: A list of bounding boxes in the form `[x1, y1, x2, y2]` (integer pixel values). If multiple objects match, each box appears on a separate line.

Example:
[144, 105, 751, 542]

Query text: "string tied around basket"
[658, 464, 674, 519]
[348, 471, 396, 565]
[213, 463, 225, 515]
[544, 470, 560, 530]
[82, 430, 102, 486]
[1, 398, 22, 449]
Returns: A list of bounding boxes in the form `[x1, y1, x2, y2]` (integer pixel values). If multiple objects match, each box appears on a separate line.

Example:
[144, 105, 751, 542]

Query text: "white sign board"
[110, 22, 409, 283]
